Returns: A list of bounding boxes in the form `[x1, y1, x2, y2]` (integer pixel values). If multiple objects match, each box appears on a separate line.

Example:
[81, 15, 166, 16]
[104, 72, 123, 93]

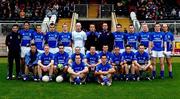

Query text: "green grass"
[0, 57, 180, 99]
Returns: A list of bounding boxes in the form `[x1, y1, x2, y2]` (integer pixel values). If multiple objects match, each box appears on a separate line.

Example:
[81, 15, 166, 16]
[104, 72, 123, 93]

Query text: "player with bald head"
[139, 23, 151, 53]
[72, 23, 87, 55]
[162, 24, 174, 78]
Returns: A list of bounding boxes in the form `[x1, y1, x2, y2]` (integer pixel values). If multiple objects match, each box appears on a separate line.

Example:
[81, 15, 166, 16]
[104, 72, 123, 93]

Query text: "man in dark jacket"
[5, 24, 22, 80]
[98, 23, 114, 51]
[85, 24, 99, 51]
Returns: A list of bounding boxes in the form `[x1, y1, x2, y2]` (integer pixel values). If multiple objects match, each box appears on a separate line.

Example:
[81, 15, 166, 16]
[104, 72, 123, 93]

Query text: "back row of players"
[6, 21, 174, 86]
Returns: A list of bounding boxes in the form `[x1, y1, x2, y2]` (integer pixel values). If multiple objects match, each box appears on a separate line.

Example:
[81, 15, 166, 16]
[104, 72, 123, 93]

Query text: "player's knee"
[159, 62, 164, 66]
[149, 66, 153, 71]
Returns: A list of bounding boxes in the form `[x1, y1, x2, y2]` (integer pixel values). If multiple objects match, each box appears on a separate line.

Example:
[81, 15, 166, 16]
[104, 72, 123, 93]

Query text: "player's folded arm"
[146, 60, 151, 67]
[67, 67, 76, 75]
[47, 60, 54, 67]
[134, 60, 141, 68]
[108, 68, 115, 74]
[84, 59, 90, 67]
[94, 69, 103, 75]
[38, 60, 44, 68]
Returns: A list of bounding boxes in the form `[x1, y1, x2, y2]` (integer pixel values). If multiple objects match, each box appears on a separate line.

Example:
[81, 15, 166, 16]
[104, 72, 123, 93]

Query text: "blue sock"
[113, 74, 118, 79]
[119, 74, 124, 79]
[62, 73, 67, 79]
[169, 72, 173, 77]
[125, 74, 129, 78]
[152, 71, 156, 77]
[132, 74, 135, 78]
[160, 71, 164, 77]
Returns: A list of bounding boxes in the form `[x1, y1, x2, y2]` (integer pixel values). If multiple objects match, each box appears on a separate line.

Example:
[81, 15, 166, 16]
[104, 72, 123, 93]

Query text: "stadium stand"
[0, 0, 180, 56]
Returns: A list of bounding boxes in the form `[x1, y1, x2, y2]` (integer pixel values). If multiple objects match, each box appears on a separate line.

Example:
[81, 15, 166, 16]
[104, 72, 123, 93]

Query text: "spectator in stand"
[171, 8, 177, 16]
[20, 9, 25, 19]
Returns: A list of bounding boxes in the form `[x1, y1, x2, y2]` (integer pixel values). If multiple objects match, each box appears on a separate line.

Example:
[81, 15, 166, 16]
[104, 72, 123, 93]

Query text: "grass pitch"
[0, 57, 180, 99]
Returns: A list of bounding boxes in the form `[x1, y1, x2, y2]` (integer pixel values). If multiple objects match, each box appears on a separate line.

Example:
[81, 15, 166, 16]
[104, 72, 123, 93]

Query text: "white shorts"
[164, 51, 172, 58]
[120, 49, 125, 54]
[21, 46, 30, 58]
[37, 49, 44, 54]
[73, 47, 85, 55]
[151, 50, 164, 58]
[49, 48, 59, 54]
[64, 47, 72, 57]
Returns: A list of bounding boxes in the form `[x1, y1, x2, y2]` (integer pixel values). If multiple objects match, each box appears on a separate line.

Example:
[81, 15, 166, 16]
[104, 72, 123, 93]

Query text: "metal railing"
[0, 22, 43, 56]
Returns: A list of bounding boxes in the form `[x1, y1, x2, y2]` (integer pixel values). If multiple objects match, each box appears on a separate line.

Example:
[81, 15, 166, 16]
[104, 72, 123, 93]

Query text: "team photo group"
[5, 21, 174, 86]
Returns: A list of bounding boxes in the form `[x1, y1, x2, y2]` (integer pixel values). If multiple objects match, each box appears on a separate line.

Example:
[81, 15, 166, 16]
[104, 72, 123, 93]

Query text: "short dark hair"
[36, 25, 41, 28]
[58, 44, 64, 48]
[90, 46, 96, 49]
[129, 24, 134, 27]
[30, 43, 36, 46]
[103, 45, 108, 47]
[49, 23, 55, 26]
[116, 24, 122, 27]
[138, 44, 145, 48]
[90, 24, 95, 26]
[125, 44, 131, 48]
[75, 54, 81, 58]
[100, 54, 107, 59]
[114, 46, 120, 49]
[12, 24, 19, 28]
[24, 21, 30, 25]
[154, 22, 160, 27]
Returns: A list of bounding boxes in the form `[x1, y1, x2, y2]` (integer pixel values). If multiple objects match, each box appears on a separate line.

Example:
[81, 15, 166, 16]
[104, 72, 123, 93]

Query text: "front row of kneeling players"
[24, 43, 152, 86]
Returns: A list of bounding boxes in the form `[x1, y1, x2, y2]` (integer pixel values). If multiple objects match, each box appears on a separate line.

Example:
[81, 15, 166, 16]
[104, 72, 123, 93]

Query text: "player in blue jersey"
[95, 55, 115, 86]
[120, 45, 136, 81]
[58, 23, 72, 56]
[98, 45, 113, 63]
[85, 46, 100, 71]
[84, 46, 100, 81]
[150, 23, 167, 79]
[67, 55, 89, 85]
[162, 24, 175, 78]
[112, 24, 126, 53]
[68, 46, 85, 65]
[126, 25, 139, 52]
[19, 21, 34, 58]
[24, 44, 40, 81]
[45, 23, 59, 54]
[33, 25, 45, 53]
[134, 44, 153, 81]
[54, 44, 69, 80]
[19, 21, 34, 75]
[139, 23, 151, 53]
[38, 45, 54, 81]
[111, 46, 123, 80]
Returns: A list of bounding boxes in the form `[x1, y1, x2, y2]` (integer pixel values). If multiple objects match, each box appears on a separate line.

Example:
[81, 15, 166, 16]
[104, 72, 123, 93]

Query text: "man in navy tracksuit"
[98, 23, 114, 51]
[5, 24, 22, 80]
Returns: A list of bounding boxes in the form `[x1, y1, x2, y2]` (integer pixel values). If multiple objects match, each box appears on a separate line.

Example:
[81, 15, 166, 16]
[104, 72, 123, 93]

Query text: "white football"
[42, 75, 49, 82]
[56, 75, 63, 83]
